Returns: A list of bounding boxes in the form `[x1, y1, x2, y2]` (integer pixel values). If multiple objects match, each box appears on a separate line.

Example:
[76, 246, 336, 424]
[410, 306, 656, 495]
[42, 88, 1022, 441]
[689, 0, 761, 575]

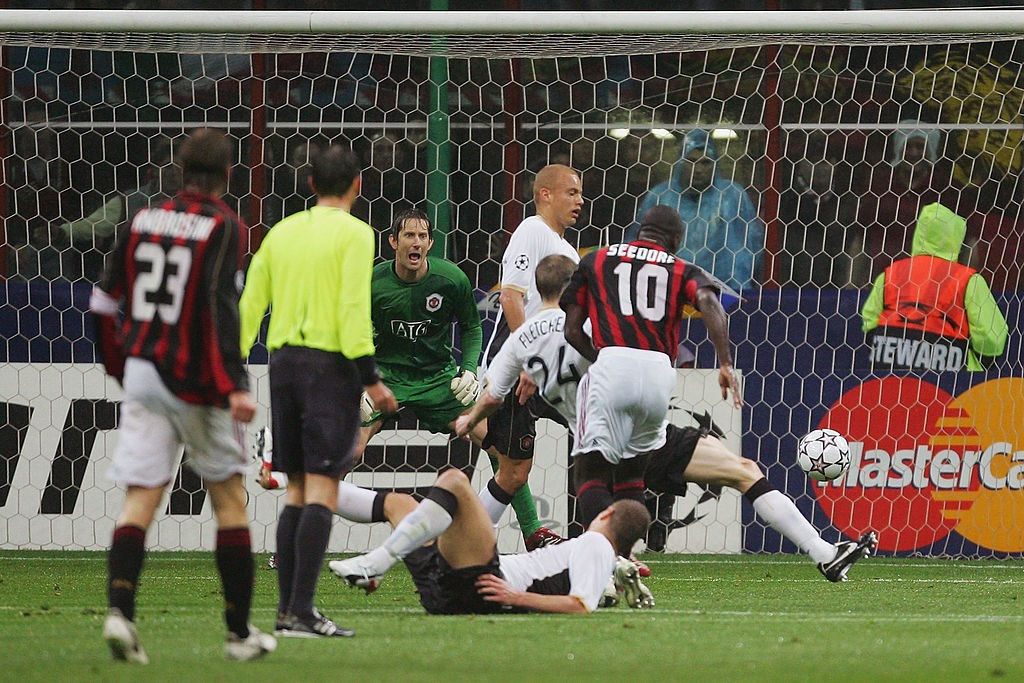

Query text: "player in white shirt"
[478, 164, 584, 551]
[457, 254, 877, 584]
[329, 467, 650, 614]
[490, 213, 581, 325]
[477, 255, 590, 433]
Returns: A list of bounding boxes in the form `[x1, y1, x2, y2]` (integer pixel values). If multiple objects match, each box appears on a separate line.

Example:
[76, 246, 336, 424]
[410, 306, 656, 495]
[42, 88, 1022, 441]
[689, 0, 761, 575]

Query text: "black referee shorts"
[268, 346, 362, 478]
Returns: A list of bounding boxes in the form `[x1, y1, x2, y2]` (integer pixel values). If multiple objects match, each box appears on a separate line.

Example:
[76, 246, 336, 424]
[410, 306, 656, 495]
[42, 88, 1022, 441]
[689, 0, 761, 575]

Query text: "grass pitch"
[2, 550, 1022, 682]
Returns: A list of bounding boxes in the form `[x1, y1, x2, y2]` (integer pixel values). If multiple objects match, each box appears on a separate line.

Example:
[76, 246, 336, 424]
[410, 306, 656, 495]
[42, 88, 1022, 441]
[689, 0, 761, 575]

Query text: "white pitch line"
[643, 558, 1024, 570]
[5, 605, 1021, 624]
[618, 610, 1024, 623]
[658, 576, 1023, 584]
[7, 555, 1022, 569]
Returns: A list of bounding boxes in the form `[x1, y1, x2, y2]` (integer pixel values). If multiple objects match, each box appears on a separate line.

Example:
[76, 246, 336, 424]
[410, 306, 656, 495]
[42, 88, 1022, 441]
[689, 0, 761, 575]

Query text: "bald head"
[533, 164, 583, 233]
[534, 164, 576, 199]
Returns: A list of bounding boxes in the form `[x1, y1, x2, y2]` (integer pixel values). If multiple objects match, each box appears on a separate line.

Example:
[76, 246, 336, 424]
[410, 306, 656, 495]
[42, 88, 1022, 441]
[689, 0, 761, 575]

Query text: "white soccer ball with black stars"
[796, 428, 851, 482]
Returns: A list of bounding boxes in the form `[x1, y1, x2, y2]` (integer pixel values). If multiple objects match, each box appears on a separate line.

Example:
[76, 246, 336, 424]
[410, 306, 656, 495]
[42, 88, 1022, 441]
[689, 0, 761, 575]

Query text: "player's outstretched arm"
[695, 287, 742, 408]
[454, 389, 502, 438]
[563, 302, 598, 363]
[454, 272, 484, 374]
[475, 574, 589, 614]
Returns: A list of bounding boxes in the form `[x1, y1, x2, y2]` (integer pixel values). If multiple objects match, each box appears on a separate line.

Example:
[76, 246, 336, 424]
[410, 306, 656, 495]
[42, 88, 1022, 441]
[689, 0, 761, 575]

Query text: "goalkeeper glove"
[450, 369, 480, 406]
[359, 391, 376, 424]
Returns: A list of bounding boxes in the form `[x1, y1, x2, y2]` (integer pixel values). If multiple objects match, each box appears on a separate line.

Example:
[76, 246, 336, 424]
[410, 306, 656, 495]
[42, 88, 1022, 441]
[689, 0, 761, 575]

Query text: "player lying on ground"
[256, 432, 651, 609]
[454, 253, 877, 583]
[328, 468, 651, 614]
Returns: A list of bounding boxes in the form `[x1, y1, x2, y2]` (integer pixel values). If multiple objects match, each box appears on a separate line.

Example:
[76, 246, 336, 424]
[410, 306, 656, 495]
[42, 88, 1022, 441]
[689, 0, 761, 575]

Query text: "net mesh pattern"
[1, 12, 1022, 558]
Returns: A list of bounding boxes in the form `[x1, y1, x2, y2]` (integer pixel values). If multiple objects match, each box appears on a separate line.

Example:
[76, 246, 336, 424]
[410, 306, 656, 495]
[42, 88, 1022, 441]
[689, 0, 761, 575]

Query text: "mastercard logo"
[811, 376, 1024, 553]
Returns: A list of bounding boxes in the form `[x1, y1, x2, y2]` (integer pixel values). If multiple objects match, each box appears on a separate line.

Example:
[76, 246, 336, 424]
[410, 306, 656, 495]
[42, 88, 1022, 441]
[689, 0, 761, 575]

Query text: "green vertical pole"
[427, 0, 450, 257]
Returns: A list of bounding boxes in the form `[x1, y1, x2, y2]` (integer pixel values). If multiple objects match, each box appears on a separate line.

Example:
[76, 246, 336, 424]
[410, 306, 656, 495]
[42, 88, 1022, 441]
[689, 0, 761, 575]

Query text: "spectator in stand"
[777, 144, 858, 288]
[8, 100, 79, 280]
[861, 202, 1008, 372]
[49, 159, 181, 283]
[851, 121, 952, 287]
[627, 128, 764, 293]
[963, 176, 1024, 293]
[356, 130, 427, 256]
[265, 137, 322, 229]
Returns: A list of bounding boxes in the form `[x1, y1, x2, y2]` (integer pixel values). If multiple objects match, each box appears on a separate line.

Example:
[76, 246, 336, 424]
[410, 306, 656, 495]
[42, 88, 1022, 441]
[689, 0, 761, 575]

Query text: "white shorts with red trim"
[107, 358, 246, 488]
[572, 346, 675, 464]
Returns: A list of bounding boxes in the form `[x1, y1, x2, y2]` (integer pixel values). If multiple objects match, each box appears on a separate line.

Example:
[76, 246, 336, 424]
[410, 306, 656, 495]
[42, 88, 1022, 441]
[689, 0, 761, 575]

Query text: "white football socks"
[478, 485, 509, 526]
[335, 481, 379, 523]
[358, 497, 455, 574]
[751, 489, 836, 565]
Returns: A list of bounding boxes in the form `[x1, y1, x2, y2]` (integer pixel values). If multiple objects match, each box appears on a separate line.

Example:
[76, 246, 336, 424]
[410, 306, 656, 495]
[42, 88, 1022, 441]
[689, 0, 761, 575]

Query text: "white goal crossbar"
[2, 9, 1024, 56]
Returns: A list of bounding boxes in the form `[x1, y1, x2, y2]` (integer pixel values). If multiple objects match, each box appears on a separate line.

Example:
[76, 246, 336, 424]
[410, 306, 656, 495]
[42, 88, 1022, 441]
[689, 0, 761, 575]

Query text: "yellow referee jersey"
[239, 205, 376, 360]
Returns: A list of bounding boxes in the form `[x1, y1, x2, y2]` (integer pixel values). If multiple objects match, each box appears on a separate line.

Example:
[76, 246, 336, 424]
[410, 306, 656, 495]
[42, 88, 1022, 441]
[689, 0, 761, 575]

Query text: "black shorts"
[643, 424, 706, 496]
[481, 388, 538, 461]
[483, 320, 533, 460]
[268, 346, 362, 478]
[403, 544, 508, 615]
[480, 379, 570, 461]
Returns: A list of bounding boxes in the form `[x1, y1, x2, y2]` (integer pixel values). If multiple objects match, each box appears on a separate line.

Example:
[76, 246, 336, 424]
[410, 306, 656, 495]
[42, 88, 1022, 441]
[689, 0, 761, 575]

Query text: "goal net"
[1, 9, 1022, 558]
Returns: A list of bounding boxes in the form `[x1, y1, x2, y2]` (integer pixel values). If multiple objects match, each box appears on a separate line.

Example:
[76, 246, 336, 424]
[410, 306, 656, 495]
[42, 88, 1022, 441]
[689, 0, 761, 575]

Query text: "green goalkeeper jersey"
[371, 257, 482, 386]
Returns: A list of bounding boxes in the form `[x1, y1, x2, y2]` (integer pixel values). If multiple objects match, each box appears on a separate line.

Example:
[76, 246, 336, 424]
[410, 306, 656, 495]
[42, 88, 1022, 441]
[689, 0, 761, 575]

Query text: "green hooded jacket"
[861, 202, 1008, 371]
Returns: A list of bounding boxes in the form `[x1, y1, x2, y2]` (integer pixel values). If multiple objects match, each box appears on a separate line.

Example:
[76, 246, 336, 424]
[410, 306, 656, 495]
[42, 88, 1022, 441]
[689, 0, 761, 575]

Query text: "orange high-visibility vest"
[868, 255, 974, 371]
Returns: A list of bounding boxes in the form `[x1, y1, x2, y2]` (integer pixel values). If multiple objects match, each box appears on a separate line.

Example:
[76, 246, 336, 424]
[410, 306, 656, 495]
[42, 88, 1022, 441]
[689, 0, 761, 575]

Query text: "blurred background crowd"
[2, 2, 1022, 295]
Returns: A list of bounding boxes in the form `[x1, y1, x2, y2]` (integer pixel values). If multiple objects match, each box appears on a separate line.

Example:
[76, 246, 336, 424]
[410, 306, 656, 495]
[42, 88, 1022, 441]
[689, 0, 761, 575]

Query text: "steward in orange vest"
[861, 202, 1007, 371]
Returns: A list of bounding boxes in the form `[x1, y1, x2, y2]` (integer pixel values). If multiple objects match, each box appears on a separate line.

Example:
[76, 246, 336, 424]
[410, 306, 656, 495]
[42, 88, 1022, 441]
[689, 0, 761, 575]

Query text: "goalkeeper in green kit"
[356, 207, 485, 448]
[257, 207, 549, 548]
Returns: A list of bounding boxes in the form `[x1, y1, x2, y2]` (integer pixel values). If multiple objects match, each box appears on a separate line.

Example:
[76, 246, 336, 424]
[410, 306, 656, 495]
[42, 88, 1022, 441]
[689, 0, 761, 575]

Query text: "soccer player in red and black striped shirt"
[91, 128, 275, 662]
[560, 204, 742, 528]
[93, 154, 248, 402]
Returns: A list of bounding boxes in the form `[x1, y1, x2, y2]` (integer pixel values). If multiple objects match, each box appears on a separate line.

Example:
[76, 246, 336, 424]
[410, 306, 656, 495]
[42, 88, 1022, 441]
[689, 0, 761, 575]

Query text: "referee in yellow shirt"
[240, 145, 397, 639]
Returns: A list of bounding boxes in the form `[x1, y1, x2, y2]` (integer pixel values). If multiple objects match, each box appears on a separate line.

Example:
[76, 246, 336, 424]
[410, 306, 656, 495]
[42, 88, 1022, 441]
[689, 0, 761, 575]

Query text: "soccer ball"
[796, 428, 851, 482]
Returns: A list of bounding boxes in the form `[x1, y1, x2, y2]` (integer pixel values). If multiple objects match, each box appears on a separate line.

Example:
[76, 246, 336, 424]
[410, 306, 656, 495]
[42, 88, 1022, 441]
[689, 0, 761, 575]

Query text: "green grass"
[1, 550, 1022, 682]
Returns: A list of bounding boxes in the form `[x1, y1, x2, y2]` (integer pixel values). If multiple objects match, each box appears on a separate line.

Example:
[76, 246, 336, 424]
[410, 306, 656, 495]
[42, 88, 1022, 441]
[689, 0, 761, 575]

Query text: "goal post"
[1, 9, 1022, 558]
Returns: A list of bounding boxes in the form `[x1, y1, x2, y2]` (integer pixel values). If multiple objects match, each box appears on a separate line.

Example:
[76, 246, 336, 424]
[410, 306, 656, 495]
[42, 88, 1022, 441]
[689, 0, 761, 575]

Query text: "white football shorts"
[107, 358, 247, 487]
[572, 346, 675, 464]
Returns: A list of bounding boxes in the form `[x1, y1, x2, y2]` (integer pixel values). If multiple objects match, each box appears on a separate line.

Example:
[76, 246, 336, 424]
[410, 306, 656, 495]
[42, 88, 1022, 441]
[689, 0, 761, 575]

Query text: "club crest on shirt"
[425, 293, 443, 312]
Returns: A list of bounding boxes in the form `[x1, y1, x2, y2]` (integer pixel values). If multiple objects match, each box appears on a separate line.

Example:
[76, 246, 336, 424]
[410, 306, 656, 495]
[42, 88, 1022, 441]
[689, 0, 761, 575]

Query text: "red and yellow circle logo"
[812, 377, 1024, 553]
